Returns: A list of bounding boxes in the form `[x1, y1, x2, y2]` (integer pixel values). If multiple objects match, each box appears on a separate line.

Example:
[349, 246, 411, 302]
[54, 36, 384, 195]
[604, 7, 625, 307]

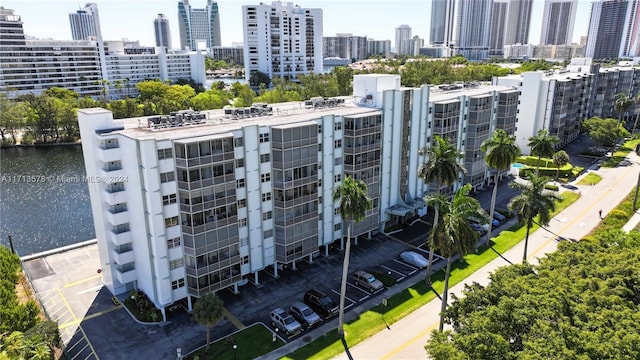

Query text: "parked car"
[492, 211, 506, 222]
[400, 251, 429, 269]
[352, 270, 384, 292]
[270, 308, 302, 336]
[619, 159, 632, 167]
[561, 184, 579, 191]
[470, 222, 487, 235]
[289, 301, 321, 328]
[491, 218, 500, 227]
[303, 289, 339, 319]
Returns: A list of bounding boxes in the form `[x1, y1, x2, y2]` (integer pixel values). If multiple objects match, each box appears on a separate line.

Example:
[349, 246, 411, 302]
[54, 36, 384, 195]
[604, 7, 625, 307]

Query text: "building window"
[334, 140, 342, 148]
[334, 207, 340, 215]
[318, 125, 322, 133]
[171, 279, 185, 290]
[169, 258, 184, 270]
[160, 172, 175, 183]
[318, 179, 322, 187]
[335, 174, 342, 182]
[236, 159, 244, 168]
[263, 229, 273, 238]
[165, 216, 179, 228]
[334, 157, 342, 165]
[259, 133, 270, 143]
[239, 218, 247, 227]
[157, 148, 173, 160]
[163, 194, 177, 205]
[237, 179, 245, 188]
[237, 199, 246, 208]
[241, 256, 249, 265]
[334, 121, 342, 131]
[334, 223, 341, 231]
[262, 192, 271, 202]
[260, 153, 270, 163]
[263, 211, 272, 220]
[234, 137, 244, 147]
[167, 237, 181, 248]
[261, 173, 271, 183]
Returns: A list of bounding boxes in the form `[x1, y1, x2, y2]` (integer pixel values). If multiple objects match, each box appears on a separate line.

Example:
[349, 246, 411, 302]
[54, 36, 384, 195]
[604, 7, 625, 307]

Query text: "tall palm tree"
[508, 174, 562, 263]
[426, 184, 487, 332]
[418, 136, 466, 287]
[333, 175, 372, 357]
[552, 150, 570, 181]
[192, 293, 225, 352]
[631, 93, 640, 136]
[481, 129, 521, 240]
[528, 129, 559, 175]
[614, 92, 633, 126]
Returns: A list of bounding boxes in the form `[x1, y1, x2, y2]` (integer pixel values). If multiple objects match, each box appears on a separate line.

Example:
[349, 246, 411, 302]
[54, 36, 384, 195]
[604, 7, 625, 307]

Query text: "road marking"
[331, 289, 355, 305]
[381, 265, 405, 278]
[64, 274, 102, 288]
[76, 285, 102, 295]
[55, 288, 100, 359]
[58, 305, 123, 330]
[381, 322, 438, 359]
[393, 259, 419, 271]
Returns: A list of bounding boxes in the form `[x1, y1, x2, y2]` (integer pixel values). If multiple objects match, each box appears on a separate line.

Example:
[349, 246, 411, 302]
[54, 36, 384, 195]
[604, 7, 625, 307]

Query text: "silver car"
[270, 307, 302, 336]
[290, 301, 321, 328]
[352, 270, 384, 292]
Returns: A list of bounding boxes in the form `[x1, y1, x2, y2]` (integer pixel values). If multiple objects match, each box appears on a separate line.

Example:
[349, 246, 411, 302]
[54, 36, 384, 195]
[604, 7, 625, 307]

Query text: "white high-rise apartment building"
[430, 0, 456, 49]
[489, 0, 533, 56]
[394, 25, 412, 55]
[455, 0, 494, 61]
[242, 1, 323, 82]
[586, 0, 640, 59]
[78, 74, 520, 317]
[154, 13, 172, 48]
[69, 3, 107, 83]
[540, 0, 578, 45]
[178, 0, 221, 50]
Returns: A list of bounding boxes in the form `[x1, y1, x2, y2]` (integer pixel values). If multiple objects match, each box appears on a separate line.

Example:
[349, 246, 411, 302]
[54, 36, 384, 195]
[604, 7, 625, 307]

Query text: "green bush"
[545, 184, 559, 191]
[124, 290, 163, 322]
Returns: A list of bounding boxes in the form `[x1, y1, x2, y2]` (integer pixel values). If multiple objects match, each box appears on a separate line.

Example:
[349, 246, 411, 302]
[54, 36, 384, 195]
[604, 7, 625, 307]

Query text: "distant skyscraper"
[69, 3, 102, 41]
[490, 0, 509, 56]
[430, 0, 456, 47]
[540, 0, 578, 45]
[242, 1, 323, 81]
[395, 25, 412, 55]
[586, 0, 640, 59]
[455, 0, 493, 60]
[504, 0, 533, 45]
[154, 13, 172, 48]
[178, 0, 221, 50]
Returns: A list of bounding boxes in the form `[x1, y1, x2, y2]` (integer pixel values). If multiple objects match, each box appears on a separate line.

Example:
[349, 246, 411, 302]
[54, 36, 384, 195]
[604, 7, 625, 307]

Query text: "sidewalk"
[331, 153, 640, 360]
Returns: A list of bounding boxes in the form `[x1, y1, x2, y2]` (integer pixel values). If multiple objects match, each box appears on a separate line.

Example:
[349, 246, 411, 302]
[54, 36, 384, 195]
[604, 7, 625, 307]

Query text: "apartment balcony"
[111, 247, 135, 265]
[114, 266, 137, 284]
[104, 189, 127, 205]
[108, 228, 132, 246]
[98, 147, 120, 163]
[105, 209, 128, 226]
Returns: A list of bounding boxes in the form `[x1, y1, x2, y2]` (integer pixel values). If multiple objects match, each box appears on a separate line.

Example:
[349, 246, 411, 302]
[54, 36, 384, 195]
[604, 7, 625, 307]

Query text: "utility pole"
[633, 171, 640, 211]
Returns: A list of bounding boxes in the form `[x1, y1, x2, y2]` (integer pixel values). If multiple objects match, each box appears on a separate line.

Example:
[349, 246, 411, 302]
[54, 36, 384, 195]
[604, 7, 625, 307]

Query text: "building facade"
[540, 0, 578, 45]
[69, 3, 101, 41]
[154, 13, 172, 48]
[430, 0, 456, 49]
[323, 34, 368, 62]
[242, 1, 323, 82]
[210, 46, 244, 65]
[178, 0, 221, 50]
[455, 0, 494, 61]
[504, 0, 533, 46]
[394, 25, 412, 55]
[586, 0, 640, 60]
[367, 39, 391, 58]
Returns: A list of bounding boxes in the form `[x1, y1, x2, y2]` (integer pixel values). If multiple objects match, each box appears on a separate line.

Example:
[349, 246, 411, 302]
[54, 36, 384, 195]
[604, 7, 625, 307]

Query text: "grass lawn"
[576, 172, 603, 186]
[186, 323, 285, 360]
[282, 192, 580, 360]
[602, 138, 640, 167]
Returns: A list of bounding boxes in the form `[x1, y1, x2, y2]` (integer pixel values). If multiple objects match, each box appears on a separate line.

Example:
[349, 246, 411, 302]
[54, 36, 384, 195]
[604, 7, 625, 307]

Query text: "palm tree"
[631, 93, 640, 136]
[508, 174, 562, 263]
[333, 175, 372, 357]
[614, 92, 633, 126]
[417, 136, 466, 287]
[426, 184, 487, 332]
[528, 129, 559, 175]
[481, 129, 521, 241]
[552, 150, 570, 181]
[192, 293, 225, 352]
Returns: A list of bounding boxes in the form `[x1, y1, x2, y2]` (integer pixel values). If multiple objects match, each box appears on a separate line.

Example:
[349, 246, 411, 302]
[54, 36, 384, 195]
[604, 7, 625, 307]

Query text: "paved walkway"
[331, 153, 640, 360]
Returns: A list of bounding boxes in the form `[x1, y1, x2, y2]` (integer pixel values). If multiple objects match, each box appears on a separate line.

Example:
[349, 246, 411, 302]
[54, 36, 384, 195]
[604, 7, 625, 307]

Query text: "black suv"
[303, 289, 339, 319]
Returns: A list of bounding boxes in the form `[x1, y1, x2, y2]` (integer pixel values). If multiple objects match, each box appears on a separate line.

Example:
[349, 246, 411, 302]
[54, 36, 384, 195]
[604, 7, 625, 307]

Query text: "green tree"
[192, 293, 224, 352]
[552, 150, 570, 180]
[614, 92, 633, 126]
[631, 93, 640, 136]
[508, 174, 561, 263]
[527, 129, 559, 174]
[418, 136, 466, 287]
[249, 70, 271, 88]
[332, 175, 372, 356]
[191, 89, 231, 110]
[136, 80, 170, 102]
[332, 66, 353, 95]
[582, 116, 630, 146]
[230, 82, 255, 107]
[481, 129, 521, 240]
[426, 184, 486, 331]
[0, 95, 28, 144]
[108, 98, 144, 119]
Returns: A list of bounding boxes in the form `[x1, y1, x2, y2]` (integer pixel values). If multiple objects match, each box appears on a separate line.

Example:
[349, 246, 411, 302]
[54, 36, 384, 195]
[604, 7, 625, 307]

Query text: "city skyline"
[4, 0, 591, 49]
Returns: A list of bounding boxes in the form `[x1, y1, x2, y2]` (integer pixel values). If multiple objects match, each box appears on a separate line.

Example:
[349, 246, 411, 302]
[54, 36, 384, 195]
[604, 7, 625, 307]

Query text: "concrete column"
[325, 245, 329, 257]
[291, 261, 297, 270]
[353, 235, 358, 246]
[161, 307, 167, 322]
[254, 272, 259, 285]
[187, 295, 193, 312]
[233, 283, 238, 294]
[274, 262, 278, 277]
[308, 254, 313, 263]
[340, 237, 345, 250]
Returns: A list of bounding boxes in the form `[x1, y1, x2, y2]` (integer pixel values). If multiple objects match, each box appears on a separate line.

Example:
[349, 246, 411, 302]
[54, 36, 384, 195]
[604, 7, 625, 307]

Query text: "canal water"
[0, 146, 94, 255]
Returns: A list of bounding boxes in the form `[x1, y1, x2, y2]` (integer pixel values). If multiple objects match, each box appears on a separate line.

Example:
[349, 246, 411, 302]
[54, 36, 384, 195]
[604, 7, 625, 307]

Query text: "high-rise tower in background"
[395, 25, 412, 55]
[430, 0, 456, 49]
[242, 1, 323, 82]
[455, 0, 493, 60]
[489, 0, 533, 56]
[540, 0, 578, 45]
[178, 0, 221, 50]
[154, 13, 172, 48]
[69, 3, 102, 41]
[586, 0, 640, 59]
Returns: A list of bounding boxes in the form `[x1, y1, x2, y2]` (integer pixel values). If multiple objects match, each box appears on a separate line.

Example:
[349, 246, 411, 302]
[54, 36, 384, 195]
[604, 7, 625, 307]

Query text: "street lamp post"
[233, 344, 237, 360]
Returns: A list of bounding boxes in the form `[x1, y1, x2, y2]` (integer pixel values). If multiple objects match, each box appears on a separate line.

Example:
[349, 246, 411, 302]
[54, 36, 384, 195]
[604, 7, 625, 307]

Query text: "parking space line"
[392, 259, 418, 271]
[331, 289, 355, 305]
[55, 288, 100, 359]
[58, 305, 122, 330]
[381, 265, 405, 278]
[346, 283, 371, 301]
[63, 274, 102, 288]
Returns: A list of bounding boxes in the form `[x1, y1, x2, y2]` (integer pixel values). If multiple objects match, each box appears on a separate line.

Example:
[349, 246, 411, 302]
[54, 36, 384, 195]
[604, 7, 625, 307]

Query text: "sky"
[4, 0, 592, 48]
